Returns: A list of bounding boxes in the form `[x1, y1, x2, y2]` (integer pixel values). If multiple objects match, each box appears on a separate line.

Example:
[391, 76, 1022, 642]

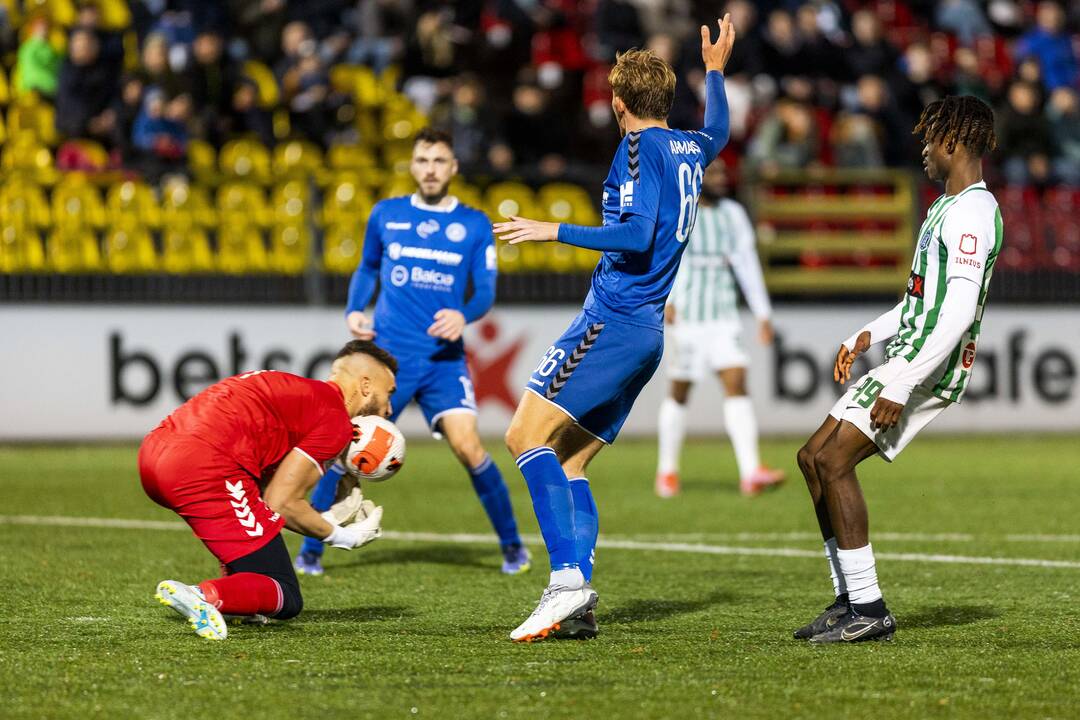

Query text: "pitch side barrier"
[0, 305, 1076, 440]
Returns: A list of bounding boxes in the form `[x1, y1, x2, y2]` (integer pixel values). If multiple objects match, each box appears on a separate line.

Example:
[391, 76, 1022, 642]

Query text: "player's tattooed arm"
[834, 330, 871, 384]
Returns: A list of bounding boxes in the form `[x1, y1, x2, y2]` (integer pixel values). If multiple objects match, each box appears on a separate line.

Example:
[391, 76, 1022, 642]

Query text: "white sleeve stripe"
[292, 447, 323, 473]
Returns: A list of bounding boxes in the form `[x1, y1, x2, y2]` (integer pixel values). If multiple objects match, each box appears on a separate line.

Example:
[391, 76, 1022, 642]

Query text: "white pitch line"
[3, 514, 1079, 570]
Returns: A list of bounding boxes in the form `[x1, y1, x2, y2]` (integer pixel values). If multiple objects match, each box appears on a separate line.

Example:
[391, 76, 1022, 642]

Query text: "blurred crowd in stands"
[4, 0, 1080, 186]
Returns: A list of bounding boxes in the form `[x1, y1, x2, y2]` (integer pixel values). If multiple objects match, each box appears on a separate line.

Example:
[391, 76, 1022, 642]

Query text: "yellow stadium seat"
[272, 140, 324, 180]
[0, 225, 46, 272]
[327, 143, 377, 171]
[269, 224, 310, 274]
[448, 180, 483, 210]
[7, 102, 56, 145]
[0, 183, 51, 228]
[217, 224, 268, 274]
[381, 97, 427, 142]
[106, 180, 161, 229]
[219, 138, 271, 184]
[187, 138, 217, 182]
[47, 0, 77, 26]
[322, 223, 364, 274]
[329, 64, 382, 107]
[0, 67, 10, 106]
[272, 181, 309, 225]
[46, 228, 102, 272]
[321, 177, 373, 226]
[217, 182, 270, 227]
[495, 240, 523, 273]
[242, 60, 279, 108]
[105, 225, 157, 273]
[574, 247, 601, 271]
[162, 225, 215, 274]
[52, 175, 106, 230]
[484, 181, 538, 221]
[548, 243, 578, 273]
[538, 182, 600, 225]
[96, 0, 132, 31]
[379, 173, 415, 201]
[1, 137, 57, 184]
[162, 179, 216, 228]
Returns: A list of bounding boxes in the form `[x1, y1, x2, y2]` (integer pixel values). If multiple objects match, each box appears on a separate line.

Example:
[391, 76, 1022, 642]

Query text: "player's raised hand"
[493, 216, 560, 244]
[427, 308, 466, 342]
[834, 330, 870, 384]
[701, 13, 736, 74]
[346, 310, 376, 340]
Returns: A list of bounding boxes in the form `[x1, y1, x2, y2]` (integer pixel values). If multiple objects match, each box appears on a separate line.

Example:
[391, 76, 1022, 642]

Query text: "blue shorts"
[387, 352, 476, 432]
[526, 311, 663, 444]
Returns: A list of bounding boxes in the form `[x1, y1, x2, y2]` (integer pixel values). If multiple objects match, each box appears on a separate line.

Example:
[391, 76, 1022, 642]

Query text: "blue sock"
[569, 477, 598, 583]
[516, 447, 577, 570]
[300, 461, 346, 558]
[469, 454, 522, 548]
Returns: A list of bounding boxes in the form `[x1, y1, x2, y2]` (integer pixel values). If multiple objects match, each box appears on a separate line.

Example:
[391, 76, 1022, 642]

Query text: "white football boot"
[510, 583, 598, 643]
[155, 580, 228, 640]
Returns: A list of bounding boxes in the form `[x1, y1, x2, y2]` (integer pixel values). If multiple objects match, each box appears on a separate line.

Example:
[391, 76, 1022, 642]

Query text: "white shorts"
[666, 321, 748, 382]
[829, 362, 951, 462]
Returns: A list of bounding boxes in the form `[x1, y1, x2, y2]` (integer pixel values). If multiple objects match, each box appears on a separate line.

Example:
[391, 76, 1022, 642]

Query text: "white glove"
[320, 486, 365, 526]
[323, 504, 383, 550]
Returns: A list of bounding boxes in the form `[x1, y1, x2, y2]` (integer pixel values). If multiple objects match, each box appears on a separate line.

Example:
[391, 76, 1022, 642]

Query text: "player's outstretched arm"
[263, 450, 337, 539]
[494, 214, 657, 253]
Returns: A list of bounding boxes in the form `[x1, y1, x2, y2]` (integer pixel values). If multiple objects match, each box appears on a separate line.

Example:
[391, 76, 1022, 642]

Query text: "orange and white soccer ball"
[340, 415, 406, 481]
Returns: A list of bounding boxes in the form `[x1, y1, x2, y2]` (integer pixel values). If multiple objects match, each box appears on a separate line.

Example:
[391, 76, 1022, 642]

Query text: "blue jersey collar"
[410, 193, 459, 213]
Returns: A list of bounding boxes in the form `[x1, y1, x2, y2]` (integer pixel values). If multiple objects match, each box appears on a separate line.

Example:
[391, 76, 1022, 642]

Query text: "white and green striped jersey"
[885, 181, 1003, 402]
[668, 199, 772, 324]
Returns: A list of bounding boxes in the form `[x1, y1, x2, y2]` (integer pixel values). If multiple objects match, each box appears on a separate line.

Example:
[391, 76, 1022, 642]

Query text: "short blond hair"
[608, 49, 676, 121]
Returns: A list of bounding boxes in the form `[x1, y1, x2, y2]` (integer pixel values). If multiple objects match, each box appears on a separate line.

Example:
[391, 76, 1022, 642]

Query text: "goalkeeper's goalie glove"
[323, 502, 383, 550]
[320, 486, 366, 526]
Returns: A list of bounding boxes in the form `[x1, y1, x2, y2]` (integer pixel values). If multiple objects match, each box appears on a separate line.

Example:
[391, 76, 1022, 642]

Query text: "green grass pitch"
[2, 436, 1080, 719]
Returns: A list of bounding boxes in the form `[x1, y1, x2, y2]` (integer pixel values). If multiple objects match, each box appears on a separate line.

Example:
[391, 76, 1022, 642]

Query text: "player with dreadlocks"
[789, 95, 1002, 643]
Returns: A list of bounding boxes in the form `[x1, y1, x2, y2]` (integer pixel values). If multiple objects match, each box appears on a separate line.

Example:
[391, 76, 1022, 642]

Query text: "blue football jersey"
[364, 194, 496, 358]
[585, 128, 719, 329]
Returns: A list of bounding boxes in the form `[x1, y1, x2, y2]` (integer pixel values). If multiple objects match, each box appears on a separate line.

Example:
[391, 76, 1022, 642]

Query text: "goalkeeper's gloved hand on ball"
[323, 502, 383, 550]
[321, 486, 366, 526]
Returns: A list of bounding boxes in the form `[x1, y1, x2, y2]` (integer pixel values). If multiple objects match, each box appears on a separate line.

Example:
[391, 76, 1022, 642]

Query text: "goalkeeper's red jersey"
[154, 369, 353, 477]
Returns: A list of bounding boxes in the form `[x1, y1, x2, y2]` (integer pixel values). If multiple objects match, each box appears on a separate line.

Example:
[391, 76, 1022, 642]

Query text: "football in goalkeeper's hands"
[341, 415, 405, 481]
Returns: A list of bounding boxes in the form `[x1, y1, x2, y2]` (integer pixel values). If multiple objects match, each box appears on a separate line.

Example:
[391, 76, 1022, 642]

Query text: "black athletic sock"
[852, 598, 888, 618]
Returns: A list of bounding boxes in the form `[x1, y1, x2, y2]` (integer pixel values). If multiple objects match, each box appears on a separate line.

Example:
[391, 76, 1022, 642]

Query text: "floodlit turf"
[2, 436, 1080, 719]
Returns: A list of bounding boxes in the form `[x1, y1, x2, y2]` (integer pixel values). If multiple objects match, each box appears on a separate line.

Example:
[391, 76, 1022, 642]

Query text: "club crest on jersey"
[907, 271, 925, 298]
[918, 227, 933, 250]
[417, 219, 440, 239]
[446, 222, 467, 242]
[390, 265, 409, 287]
[962, 341, 977, 369]
[959, 233, 978, 255]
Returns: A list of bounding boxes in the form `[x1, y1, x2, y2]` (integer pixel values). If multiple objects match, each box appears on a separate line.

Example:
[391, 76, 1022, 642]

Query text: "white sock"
[723, 396, 760, 480]
[836, 544, 881, 605]
[550, 567, 585, 589]
[657, 397, 686, 474]
[824, 537, 847, 598]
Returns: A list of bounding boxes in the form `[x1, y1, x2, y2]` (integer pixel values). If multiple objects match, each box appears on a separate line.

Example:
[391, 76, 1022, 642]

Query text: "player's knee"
[796, 444, 816, 475]
[812, 447, 846, 483]
[504, 422, 536, 459]
[272, 579, 304, 620]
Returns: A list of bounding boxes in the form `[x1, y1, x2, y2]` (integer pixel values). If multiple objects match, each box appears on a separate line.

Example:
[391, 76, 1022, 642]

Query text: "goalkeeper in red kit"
[138, 340, 397, 639]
